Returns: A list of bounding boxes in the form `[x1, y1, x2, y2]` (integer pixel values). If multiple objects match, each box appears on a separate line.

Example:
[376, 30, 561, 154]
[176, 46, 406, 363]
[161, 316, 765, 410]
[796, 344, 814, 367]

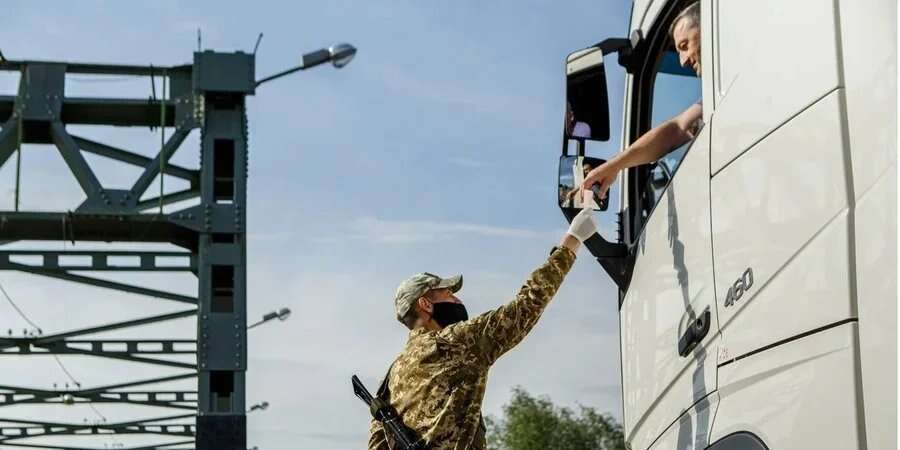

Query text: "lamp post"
[247, 307, 291, 330]
[255, 43, 357, 87]
[247, 401, 269, 413]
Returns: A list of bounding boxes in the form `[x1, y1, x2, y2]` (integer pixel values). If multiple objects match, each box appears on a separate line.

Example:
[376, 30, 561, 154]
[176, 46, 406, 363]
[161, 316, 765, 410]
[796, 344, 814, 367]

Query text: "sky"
[0, 1, 636, 448]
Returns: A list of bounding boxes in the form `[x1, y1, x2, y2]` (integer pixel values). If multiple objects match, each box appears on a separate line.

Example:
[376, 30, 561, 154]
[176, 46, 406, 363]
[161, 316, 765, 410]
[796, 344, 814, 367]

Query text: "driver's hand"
[581, 161, 619, 200]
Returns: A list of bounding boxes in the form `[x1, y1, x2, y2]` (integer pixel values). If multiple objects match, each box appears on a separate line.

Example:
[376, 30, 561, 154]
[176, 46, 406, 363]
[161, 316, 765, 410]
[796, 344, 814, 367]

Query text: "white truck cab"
[557, 1, 897, 449]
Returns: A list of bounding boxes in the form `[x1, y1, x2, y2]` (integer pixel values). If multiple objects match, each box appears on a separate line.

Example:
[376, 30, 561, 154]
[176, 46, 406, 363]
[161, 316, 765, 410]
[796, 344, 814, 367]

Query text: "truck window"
[636, 45, 701, 229]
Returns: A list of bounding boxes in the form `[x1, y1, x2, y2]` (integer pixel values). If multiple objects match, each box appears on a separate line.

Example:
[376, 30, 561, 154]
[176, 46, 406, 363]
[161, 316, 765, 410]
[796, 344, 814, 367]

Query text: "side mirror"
[558, 40, 635, 290]
[558, 155, 609, 211]
[564, 47, 610, 142]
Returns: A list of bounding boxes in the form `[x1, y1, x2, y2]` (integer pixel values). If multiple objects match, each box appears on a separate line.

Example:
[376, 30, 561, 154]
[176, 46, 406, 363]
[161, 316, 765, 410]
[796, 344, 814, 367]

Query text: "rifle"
[352, 374, 426, 450]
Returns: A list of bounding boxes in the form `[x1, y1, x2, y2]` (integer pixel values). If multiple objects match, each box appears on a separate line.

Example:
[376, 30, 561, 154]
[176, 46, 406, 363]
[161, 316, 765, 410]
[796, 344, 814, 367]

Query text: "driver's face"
[673, 20, 701, 76]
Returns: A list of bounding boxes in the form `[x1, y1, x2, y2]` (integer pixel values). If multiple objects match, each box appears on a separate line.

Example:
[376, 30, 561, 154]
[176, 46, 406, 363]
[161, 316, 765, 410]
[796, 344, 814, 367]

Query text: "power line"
[87, 401, 108, 422]
[0, 278, 105, 421]
[52, 354, 81, 387]
[0, 279, 41, 332]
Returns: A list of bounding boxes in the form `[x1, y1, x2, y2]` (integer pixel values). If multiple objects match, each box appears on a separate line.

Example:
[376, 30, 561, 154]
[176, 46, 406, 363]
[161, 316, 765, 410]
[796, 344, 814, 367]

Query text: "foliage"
[485, 386, 626, 450]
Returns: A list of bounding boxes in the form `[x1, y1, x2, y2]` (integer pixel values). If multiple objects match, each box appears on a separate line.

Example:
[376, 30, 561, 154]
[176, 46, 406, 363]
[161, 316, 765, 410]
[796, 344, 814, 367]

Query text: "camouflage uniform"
[368, 246, 576, 449]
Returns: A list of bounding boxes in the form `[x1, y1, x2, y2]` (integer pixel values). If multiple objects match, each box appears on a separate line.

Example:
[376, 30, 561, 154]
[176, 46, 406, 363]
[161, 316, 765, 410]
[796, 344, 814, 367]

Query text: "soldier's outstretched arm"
[443, 232, 581, 365]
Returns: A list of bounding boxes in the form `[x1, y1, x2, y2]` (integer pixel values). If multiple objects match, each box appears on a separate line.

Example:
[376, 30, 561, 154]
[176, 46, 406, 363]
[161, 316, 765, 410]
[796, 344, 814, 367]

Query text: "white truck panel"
[852, 167, 897, 450]
[837, 0, 898, 445]
[711, 91, 852, 361]
[632, 0, 666, 37]
[711, 323, 863, 449]
[648, 393, 719, 450]
[621, 125, 716, 448]
[710, 0, 841, 175]
[838, 0, 897, 194]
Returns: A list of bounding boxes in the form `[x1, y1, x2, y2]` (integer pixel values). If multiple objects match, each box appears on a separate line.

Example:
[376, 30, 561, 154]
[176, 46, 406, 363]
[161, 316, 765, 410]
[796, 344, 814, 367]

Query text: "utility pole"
[0, 42, 355, 450]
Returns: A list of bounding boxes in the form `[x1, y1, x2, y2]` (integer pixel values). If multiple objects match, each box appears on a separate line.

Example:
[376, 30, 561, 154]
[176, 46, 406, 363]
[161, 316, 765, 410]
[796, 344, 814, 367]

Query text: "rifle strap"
[373, 361, 395, 419]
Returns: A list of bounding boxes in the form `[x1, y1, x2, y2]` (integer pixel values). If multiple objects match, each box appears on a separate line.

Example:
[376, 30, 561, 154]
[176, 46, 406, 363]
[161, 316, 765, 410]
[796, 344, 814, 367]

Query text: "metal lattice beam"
[0, 387, 197, 410]
[0, 52, 254, 450]
[10, 266, 198, 304]
[71, 135, 198, 184]
[0, 250, 196, 272]
[0, 414, 195, 442]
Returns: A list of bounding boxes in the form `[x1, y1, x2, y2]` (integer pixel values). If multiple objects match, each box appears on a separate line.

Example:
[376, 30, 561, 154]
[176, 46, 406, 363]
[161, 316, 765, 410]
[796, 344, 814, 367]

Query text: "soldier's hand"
[566, 207, 598, 243]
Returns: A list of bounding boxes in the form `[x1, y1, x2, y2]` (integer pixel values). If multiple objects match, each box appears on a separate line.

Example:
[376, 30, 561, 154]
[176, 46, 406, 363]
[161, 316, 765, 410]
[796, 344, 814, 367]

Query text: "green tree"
[485, 386, 626, 450]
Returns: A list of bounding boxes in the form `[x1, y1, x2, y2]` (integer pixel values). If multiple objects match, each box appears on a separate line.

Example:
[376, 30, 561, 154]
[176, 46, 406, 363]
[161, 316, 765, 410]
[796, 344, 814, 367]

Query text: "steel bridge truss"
[0, 51, 255, 450]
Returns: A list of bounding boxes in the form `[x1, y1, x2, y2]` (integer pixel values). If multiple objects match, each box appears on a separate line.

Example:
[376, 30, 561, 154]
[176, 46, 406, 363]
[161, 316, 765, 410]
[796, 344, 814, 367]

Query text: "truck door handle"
[678, 309, 710, 357]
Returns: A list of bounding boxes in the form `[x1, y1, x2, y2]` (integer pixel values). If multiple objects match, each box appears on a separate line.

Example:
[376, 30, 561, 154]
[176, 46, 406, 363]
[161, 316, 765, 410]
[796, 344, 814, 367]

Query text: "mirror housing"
[566, 47, 610, 141]
[562, 37, 636, 148]
[558, 155, 609, 211]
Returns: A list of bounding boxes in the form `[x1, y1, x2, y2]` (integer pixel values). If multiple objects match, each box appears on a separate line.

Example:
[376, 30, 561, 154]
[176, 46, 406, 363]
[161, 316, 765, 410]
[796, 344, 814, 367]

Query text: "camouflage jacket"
[368, 246, 576, 450]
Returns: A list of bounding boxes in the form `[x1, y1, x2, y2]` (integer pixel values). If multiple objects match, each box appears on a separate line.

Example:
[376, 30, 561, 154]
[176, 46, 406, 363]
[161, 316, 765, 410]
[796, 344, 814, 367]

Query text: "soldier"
[368, 207, 598, 449]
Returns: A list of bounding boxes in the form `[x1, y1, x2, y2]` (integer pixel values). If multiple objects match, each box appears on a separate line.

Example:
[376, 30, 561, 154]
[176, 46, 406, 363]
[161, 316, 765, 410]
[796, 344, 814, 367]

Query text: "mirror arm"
[582, 232, 626, 258]
[561, 207, 633, 289]
[586, 230, 634, 290]
[591, 30, 644, 73]
[598, 253, 635, 290]
[593, 38, 632, 56]
[561, 208, 628, 258]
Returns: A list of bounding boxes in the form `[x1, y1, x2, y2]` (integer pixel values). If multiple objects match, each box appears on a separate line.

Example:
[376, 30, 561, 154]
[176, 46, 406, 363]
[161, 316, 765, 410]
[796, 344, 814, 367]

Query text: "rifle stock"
[352, 374, 425, 450]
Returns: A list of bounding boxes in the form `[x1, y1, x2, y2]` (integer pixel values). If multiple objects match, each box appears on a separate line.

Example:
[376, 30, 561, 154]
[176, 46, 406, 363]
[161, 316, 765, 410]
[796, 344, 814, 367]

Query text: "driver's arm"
[610, 102, 701, 169]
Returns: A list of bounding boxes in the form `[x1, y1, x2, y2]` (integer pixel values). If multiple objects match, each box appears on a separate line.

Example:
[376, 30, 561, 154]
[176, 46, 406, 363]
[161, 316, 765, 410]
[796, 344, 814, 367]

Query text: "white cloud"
[316, 216, 540, 244]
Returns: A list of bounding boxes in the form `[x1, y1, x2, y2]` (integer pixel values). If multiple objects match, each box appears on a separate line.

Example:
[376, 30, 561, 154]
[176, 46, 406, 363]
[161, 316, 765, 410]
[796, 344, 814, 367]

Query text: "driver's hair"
[669, 2, 700, 38]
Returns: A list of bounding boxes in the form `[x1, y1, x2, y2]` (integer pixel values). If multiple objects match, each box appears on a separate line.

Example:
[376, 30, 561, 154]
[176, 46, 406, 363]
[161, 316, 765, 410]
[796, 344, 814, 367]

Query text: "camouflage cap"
[394, 272, 463, 323]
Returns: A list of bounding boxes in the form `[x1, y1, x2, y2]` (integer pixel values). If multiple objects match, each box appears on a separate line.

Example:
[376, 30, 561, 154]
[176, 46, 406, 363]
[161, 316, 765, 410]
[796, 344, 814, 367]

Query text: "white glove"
[567, 207, 598, 243]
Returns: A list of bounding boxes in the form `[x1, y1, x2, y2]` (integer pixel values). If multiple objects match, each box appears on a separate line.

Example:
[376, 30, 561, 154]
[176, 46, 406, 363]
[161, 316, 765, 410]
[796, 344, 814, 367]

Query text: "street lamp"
[328, 43, 357, 68]
[247, 307, 291, 330]
[247, 401, 269, 413]
[255, 42, 357, 87]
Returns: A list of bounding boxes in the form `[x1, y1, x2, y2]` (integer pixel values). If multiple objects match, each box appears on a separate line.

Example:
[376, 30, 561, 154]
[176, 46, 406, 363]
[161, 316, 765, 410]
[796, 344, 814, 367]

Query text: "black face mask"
[431, 302, 468, 328]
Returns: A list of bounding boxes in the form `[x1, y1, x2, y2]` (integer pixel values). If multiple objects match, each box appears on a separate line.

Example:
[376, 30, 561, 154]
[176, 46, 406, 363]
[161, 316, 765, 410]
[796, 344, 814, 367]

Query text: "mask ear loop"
[418, 297, 435, 325]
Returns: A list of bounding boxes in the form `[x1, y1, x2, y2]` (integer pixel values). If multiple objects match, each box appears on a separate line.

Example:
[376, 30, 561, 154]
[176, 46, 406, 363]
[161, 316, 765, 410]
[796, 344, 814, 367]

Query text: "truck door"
[617, 2, 717, 448]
